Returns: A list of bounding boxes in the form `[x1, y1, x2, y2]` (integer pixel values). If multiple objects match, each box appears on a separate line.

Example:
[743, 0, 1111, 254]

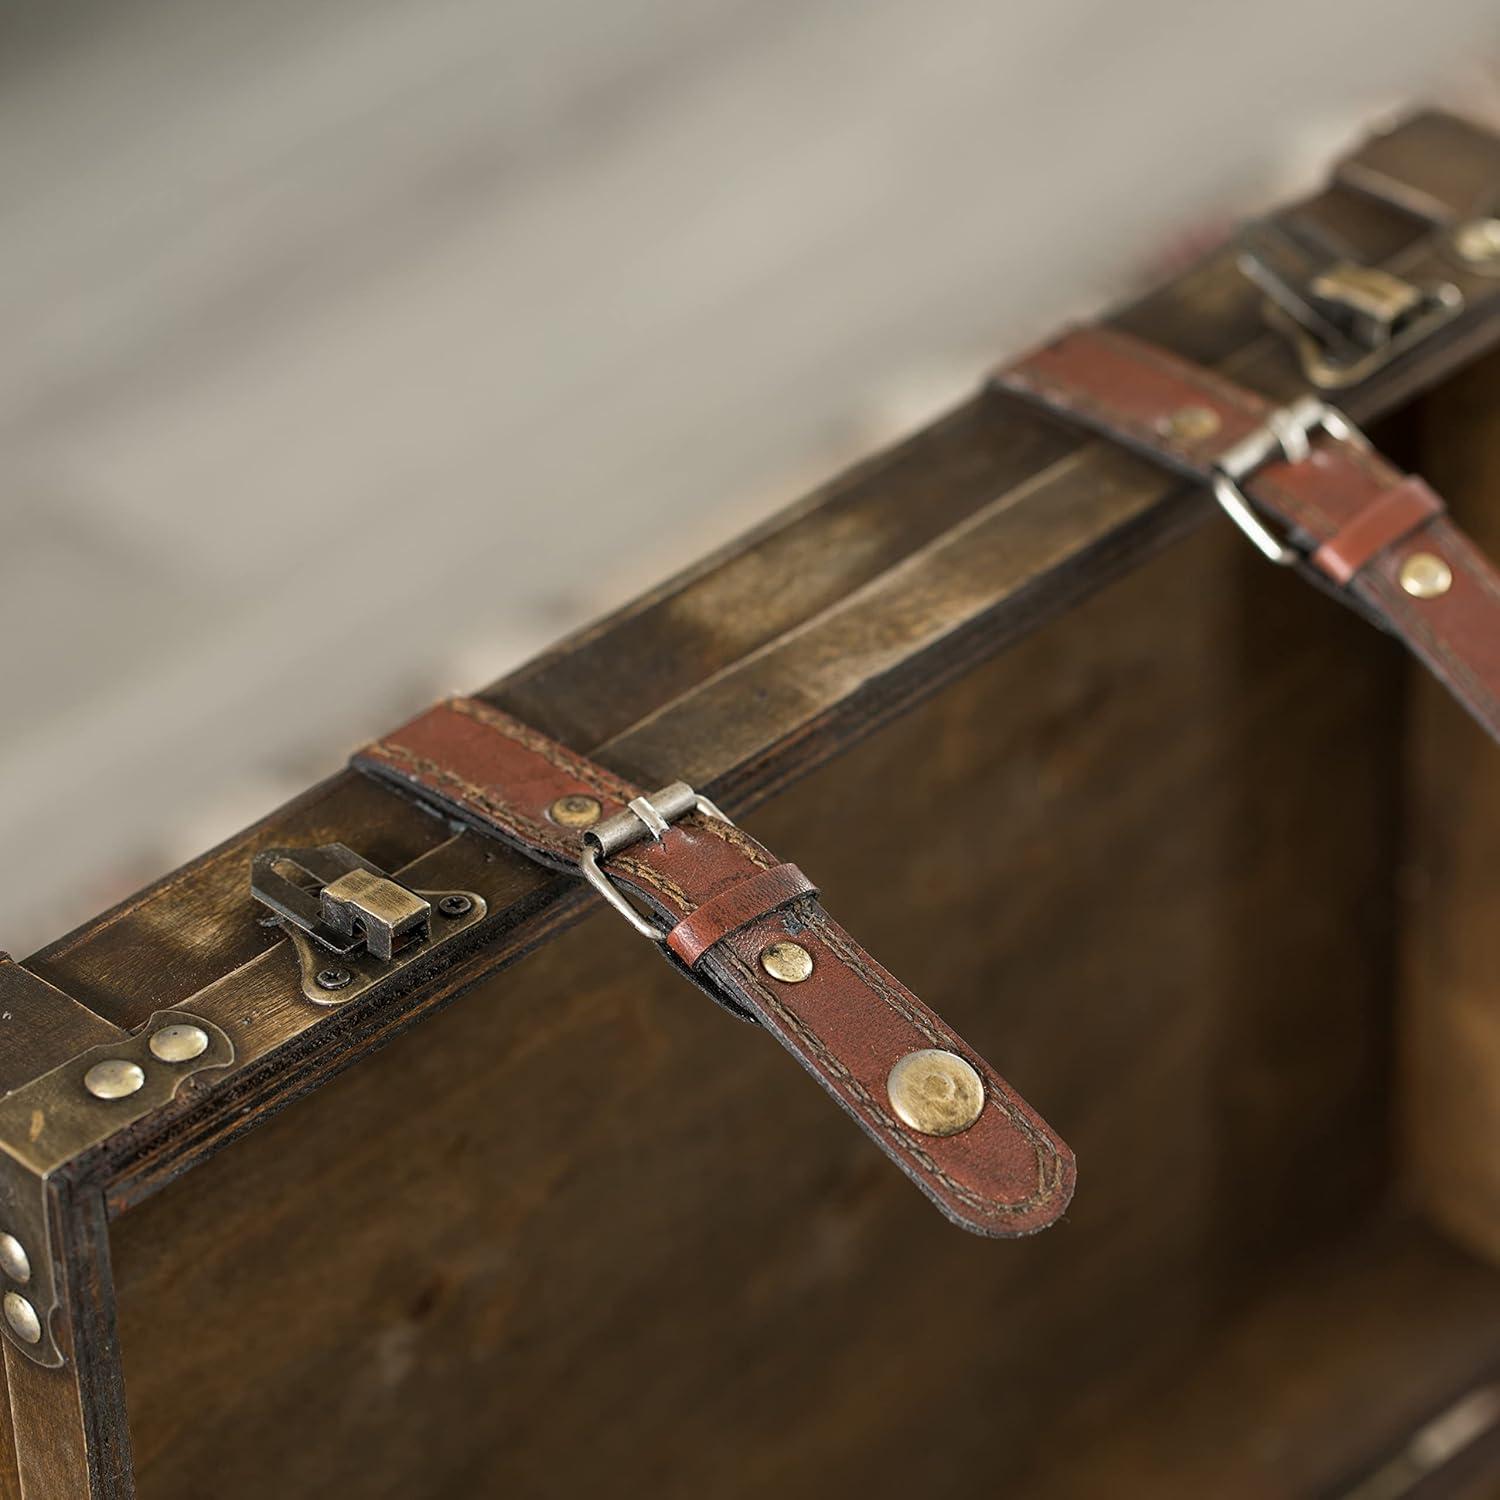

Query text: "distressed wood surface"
[112, 517, 1412, 1498]
[2, 1185, 128, 1499]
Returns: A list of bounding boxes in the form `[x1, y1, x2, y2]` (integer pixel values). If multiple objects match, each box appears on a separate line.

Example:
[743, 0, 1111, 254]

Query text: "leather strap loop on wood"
[664, 862, 817, 966]
[1310, 476, 1444, 585]
[354, 697, 1074, 1238]
[997, 324, 1500, 745]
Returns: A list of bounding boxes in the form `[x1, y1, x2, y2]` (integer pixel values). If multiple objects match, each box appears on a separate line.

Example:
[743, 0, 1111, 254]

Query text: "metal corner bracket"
[0, 1011, 234, 1367]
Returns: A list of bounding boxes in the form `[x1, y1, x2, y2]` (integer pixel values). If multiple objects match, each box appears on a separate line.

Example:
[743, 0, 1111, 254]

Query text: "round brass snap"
[149, 1024, 210, 1064]
[1160, 404, 1221, 444]
[3, 1292, 41, 1345]
[1455, 217, 1500, 268]
[549, 794, 602, 829]
[0, 1233, 31, 1286]
[760, 940, 813, 984]
[83, 1059, 146, 1101]
[887, 1049, 985, 1137]
[1399, 551, 1453, 599]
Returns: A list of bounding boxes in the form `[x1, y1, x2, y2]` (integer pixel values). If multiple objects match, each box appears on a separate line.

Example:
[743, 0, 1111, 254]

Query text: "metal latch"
[251, 844, 485, 1005]
[1238, 221, 1462, 389]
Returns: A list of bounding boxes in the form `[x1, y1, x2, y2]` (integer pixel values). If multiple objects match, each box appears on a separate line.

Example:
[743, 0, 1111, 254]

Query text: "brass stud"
[760, 940, 813, 983]
[1454, 217, 1500, 268]
[0, 1234, 30, 1286]
[549, 794, 602, 829]
[83, 1059, 146, 1101]
[887, 1049, 985, 1137]
[1160, 404, 1221, 444]
[3, 1292, 40, 1345]
[149, 1023, 210, 1064]
[1399, 551, 1453, 599]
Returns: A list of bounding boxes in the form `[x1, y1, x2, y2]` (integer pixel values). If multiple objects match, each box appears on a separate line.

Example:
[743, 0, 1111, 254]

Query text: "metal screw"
[315, 967, 353, 992]
[83, 1059, 146, 1100]
[886, 1049, 986, 1137]
[437, 894, 473, 919]
[1160, 404, 1221, 444]
[548, 794, 602, 829]
[3, 1292, 41, 1345]
[759, 940, 813, 984]
[0, 1233, 31, 1285]
[1454, 217, 1500, 267]
[1399, 551, 1453, 599]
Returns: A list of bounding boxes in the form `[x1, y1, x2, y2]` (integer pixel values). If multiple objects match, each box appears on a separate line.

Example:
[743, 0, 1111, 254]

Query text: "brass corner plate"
[0, 1011, 234, 1367]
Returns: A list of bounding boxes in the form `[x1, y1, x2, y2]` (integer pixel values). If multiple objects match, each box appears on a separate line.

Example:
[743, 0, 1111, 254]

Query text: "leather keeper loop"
[1310, 475, 1445, 585]
[665, 863, 817, 966]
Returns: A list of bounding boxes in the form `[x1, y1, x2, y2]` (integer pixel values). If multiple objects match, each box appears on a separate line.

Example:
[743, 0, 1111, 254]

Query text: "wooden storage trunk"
[4, 111, 1500, 1499]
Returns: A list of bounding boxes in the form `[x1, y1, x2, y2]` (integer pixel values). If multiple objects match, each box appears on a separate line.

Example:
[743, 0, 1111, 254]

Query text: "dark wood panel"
[113, 520, 1403, 1499]
[1402, 346, 1500, 1264]
[1028, 1218, 1500, 1499]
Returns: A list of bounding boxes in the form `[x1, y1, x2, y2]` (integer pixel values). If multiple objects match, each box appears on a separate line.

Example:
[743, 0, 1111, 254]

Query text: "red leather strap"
[354, 697, 1074, 1237]
[664, 862, 816, 966]
[997, 325, 1500, 744]
[1311, 477, 1443, 585]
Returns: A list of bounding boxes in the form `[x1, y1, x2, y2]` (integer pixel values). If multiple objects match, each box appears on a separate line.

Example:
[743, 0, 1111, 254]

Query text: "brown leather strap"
[997, 324, 1500, 744]
[664, 862, 817, 966]
[353, 697, 1074, 1237]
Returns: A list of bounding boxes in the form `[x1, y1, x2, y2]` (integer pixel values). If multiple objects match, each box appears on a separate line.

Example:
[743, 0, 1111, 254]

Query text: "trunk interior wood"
[111, 524, 1406, 1498]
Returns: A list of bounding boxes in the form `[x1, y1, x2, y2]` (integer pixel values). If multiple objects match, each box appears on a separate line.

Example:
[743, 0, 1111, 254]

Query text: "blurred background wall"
[1, 0, 1498, 953]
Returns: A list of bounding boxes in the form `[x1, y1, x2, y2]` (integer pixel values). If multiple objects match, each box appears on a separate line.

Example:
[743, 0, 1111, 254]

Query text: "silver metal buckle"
[1210, 395, 1367, 566]
[579, 782, 733, 941]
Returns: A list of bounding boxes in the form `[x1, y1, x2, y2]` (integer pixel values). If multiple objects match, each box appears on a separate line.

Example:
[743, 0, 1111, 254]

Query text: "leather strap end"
[355, 698, 1075, 1238]
[698, 905, 1076, 1237]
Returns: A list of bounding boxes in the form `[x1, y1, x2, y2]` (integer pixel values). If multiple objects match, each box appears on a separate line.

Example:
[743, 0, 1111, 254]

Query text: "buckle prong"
[579, 783, 733, 942]
[1210, 397, 1365, 567]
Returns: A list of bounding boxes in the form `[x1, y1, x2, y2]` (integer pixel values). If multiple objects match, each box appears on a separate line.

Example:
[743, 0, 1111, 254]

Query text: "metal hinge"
[250, 844, 486, 1005]
[1238, 220, 1462, 389]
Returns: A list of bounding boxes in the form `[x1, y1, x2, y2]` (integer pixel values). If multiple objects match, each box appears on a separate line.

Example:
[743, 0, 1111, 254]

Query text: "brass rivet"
[149, 1024, 209, 1064]
[3, 1292, 40, 1345]
[83, 1059, 145, 1101]
[1455, 217, 1500, 267]
[549, 794, 602, 829]
[0, 1234, 31, 1286]
[1399, 552, 1453, 599]
[887, 1049, 985, 1137]
[1160, 404, 1221, 443]
[760, 940, 813, 983]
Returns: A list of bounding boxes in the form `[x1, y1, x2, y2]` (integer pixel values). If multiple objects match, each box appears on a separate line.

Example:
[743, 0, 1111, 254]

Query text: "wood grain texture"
[1027, 1218, 1500, 1498]
[1401, 346, 1500, 1263]
[2, 1186, 128, 1499]
[111, 519, 1409, 1498]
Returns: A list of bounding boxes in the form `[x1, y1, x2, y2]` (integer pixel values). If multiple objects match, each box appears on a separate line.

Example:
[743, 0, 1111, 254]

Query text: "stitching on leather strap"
[356, 700, 1073, 1230]
[717, 923, 1063, 1220]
